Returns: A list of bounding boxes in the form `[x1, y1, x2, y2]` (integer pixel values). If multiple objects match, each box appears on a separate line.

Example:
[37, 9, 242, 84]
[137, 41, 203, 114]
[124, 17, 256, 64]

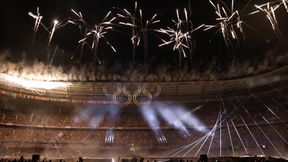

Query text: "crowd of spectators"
[0, 155, 287, 162]
[0, 109, 286, 146]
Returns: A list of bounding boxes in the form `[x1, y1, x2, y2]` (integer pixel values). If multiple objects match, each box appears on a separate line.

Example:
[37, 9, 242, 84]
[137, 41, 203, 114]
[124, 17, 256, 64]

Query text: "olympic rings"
[103, 84, 161, 105]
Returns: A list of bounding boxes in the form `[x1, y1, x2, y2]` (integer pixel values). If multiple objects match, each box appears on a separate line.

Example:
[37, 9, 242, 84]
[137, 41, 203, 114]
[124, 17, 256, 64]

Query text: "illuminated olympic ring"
[133, 85, 152, 105]
[103, 84, 132, 105]
[103, 84, 161, 105]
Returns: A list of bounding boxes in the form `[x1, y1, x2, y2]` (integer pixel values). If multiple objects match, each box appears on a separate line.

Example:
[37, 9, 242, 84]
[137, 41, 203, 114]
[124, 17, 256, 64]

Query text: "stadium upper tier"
[0, 66, 287, 104]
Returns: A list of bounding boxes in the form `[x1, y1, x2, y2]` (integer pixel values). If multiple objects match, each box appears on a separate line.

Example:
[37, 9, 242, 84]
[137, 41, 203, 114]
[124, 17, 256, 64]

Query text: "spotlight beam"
[182, 112, 222, 157]
[139, 104, 166, 143]
[255, 96, 288, 128]
[168, 132, 209, 157]
[240, 116, 265, 156]
[167, 104, 239, 157]
[219, 109, 222, 157]
[235, 96, 284, 157]
[198, 113, 220, 157]
[207, 117, 219, 156]
[226, 122, 235, 156]
[194, 123, 217, 157]
[262, 116, 288, 144]
[253, 120, 283, 157]
[231, 119, 248, 154]
[271, 97, 288, 114]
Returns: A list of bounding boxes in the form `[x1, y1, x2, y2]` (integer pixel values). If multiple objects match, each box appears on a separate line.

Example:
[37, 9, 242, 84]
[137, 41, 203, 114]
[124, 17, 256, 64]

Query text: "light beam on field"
[182, 113, 220, 157]
[155, 104, 190, 136]
[253, 120, 283, 157]
[162, 135, 208, 157]
[262, 116, 288, 144]
[255, 96, 288, 128]
[206, 119, 218, 156]
[226, 122, 235, 156]
[171, 112, 220, 157]
[235, 96, 283, 157]
[231, 119, 248, 154]
[73, 105, 119, 132]
[240, 116, 265, 156]
[140, 103, 208, 143]
[155, 104, 208, 134]
[139, 104, 167, 143]
[194, 122, 218, 157]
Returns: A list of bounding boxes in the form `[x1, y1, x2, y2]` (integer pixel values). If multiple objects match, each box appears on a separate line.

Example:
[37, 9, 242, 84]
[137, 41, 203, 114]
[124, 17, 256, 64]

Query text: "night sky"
[0, 0, 287, 68]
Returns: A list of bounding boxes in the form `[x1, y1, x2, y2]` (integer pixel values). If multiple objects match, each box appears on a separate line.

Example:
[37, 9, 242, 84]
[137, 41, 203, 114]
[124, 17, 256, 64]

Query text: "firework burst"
[204, 0, 245, 47]
[69, 9, 117, 64]
[28, 7, 44, 57]
[281, 0, 288, 12]
[45, 19, 70, 66]
[157, 8, 204, 64]
[250, 2, 282, 38]
[116, 1, 160, 63]
[28, 7, 43, 33]
[25, 1, 288, 67]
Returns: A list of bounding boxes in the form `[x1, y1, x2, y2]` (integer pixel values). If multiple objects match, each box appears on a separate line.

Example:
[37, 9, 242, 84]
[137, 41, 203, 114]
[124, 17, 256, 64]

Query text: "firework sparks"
[48, 19, 59, 49]
[68, 9, 88, 60]
[157, 8, 204, 63]
[283, 0, 288, 12]
[117, 1, 160, 63]
[28, 7, 43, 33]
[28, 7, 44, 56]
[24, 2, 288, 67]
[205, 0, 245, 46]
[45, 19, 65, 66]
[250, 2, 281, 36]
[70, 9, 117, 64]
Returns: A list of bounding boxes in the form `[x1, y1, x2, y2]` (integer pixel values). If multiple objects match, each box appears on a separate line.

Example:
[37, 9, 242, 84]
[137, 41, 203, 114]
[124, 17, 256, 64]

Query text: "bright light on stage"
[1, 74, 69, 90]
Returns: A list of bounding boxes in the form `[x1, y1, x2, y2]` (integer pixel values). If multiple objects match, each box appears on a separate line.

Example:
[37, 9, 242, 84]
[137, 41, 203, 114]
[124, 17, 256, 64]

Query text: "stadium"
[1, 0, 288, 162]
